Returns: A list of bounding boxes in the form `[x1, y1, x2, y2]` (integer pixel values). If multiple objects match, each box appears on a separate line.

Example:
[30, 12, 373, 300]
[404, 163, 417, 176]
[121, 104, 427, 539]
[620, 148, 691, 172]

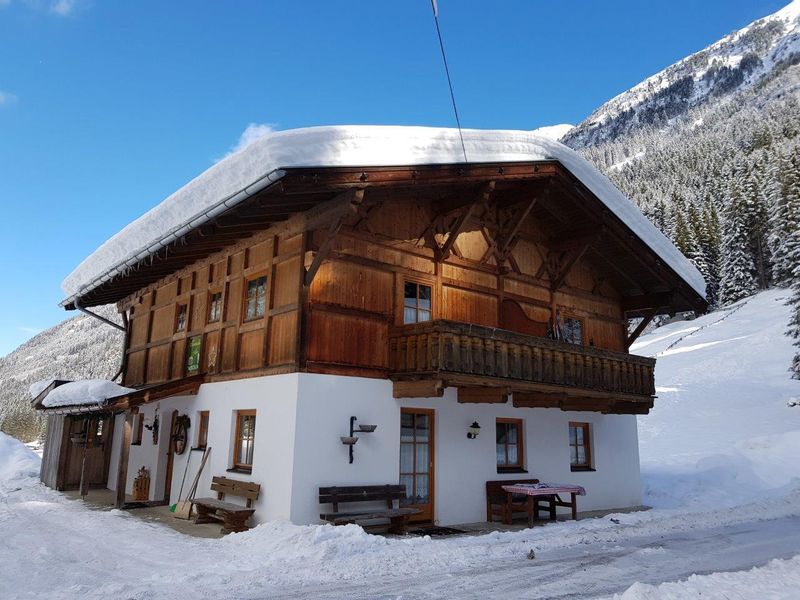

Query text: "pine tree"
[787, 261, 800, 379]
[742, 159, 772, 288]
[768, 152, 800, 286]
[718, 192, 758, 305]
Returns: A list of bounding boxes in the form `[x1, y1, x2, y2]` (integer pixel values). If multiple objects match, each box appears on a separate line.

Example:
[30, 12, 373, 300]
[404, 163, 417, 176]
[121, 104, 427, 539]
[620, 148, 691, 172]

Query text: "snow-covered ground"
[1, 290, 799, 599]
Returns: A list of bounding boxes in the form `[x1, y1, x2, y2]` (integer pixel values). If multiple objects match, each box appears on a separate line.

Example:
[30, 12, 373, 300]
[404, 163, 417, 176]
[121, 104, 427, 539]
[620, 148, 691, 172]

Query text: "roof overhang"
[63, 160, 707, 316]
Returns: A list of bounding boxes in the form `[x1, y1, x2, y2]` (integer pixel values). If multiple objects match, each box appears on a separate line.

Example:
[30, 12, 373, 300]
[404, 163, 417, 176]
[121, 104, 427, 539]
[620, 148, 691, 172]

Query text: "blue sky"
[0, 0, 787, 357]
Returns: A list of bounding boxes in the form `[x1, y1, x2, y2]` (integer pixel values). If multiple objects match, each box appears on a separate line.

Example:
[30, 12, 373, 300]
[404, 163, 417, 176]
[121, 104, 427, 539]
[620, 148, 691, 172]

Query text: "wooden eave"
[65, 161, 706, 316]
[106, 374, 205, 411]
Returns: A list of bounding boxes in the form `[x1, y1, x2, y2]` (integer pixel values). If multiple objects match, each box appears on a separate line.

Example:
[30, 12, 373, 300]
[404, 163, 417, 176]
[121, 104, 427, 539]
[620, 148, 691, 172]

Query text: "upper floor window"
[496, 418, 524, 471]
[569, 422, 592, 471]
[245, 276, 267, 321]
[562, 316, 583, 345]
[175, 303, 188, 332]
[186, 335, 202, 374]
[404, 281, 432, 324]
[208, 291, 223, 323]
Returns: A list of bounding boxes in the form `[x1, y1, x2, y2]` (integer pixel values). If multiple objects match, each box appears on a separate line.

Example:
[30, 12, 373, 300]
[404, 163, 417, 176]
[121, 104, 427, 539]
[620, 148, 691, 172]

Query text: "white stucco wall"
[104, 372, 642, 526]
[289, 373, 642, 526]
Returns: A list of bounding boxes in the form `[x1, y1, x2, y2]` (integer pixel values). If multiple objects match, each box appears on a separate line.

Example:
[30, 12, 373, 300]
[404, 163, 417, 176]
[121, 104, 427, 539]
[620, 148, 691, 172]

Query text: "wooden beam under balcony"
[457, 387, 509, 404]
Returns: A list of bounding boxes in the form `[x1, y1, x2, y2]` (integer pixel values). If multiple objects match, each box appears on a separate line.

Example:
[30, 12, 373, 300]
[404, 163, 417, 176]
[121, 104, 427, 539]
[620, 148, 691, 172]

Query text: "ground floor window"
[233, 410, 256, 471]
[196, 411, 209, 450]
[569, 422, 592, 470]
[496, 418, 524, 472]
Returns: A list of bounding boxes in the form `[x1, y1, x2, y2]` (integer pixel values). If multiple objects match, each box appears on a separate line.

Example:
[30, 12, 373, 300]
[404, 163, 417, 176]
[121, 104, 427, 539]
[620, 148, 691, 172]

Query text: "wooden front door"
[399, 408, 435, 522]
[62, 415, 115, 491]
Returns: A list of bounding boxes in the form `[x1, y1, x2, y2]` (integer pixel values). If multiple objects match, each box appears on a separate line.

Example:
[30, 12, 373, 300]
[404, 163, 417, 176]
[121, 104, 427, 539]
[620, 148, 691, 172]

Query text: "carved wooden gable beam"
[304, 188, 365, 287]
[417, 181, 496, 261]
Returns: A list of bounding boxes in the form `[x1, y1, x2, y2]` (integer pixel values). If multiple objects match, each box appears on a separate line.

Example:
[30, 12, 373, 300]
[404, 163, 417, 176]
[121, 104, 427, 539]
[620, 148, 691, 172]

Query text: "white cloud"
[50, 0, 77, 16]
[17, 326, 41, 335]
[223, 122, 276, 159]
[0, 91, 18, 106]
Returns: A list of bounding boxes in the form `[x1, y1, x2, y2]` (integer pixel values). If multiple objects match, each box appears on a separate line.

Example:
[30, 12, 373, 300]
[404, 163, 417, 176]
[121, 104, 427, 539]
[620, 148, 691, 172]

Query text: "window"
[403, 281, 432, 324]
[175, 304, 188, 332]
[208, 291, 223, 323]
[244, 276, 267, 320]
[233, 410, 256, 471]
[569, 422, 592, 470]
[186, 335, 202, 373]
[562, 316, 583, 345]
[131, 412, 144, 446]
[196, 411, 209, 449]
[496, 418, 524, 471]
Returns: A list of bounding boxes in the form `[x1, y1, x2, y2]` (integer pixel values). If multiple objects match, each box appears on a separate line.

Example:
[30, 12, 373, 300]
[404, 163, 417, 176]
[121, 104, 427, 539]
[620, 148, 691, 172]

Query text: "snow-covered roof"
[61, 126, 706, 302]
[39, 379, 133, 409]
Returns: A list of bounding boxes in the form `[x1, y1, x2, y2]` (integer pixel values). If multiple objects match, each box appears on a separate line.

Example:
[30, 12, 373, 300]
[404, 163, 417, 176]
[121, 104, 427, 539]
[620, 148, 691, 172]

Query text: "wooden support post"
[115, 411, 134, 509]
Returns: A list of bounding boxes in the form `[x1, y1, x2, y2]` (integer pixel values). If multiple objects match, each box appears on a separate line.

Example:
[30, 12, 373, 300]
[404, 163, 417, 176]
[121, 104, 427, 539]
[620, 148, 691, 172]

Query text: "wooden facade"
[74, 161, 706, 415]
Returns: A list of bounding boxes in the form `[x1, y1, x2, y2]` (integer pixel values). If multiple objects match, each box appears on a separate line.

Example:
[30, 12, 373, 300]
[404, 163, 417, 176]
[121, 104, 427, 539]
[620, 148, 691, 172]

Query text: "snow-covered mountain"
[563, 0, 800, 148]
[0, 306, 122, 441]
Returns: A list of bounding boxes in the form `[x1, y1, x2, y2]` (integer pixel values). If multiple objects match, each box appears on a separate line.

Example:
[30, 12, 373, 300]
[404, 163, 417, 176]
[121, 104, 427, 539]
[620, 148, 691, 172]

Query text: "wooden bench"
[319, 484, 421, 534]
[192, 476, 261, 534]
[486, 479, 556, 524]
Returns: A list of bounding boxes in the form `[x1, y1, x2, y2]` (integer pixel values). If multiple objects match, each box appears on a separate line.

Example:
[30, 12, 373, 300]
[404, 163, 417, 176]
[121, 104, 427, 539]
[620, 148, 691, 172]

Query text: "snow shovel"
[174, 446, 210, 519]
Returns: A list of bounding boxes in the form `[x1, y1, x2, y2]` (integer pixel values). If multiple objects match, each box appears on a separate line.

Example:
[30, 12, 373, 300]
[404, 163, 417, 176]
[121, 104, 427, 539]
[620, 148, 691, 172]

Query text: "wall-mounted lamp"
[342, 416, 377, 463]
[467, 421, 481, 439]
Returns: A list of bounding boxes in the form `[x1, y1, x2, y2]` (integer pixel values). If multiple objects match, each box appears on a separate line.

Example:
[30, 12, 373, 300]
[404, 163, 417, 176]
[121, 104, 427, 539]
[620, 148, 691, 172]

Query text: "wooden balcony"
[388, 320, 656, 414]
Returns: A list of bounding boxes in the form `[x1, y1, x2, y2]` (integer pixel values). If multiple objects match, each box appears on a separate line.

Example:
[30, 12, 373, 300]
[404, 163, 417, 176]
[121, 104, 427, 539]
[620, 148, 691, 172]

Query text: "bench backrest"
[319, 484, 407, 512]
[211, 476, 261, 508]
[486, 478, 539, 503]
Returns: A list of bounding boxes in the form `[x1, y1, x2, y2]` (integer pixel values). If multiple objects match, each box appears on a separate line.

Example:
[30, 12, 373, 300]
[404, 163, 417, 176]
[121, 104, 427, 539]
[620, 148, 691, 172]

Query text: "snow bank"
[0, 431, 40, 484]
[61, 126, 705, 302]
[611, 555, 800, 600]
[40, 379, 133, 408]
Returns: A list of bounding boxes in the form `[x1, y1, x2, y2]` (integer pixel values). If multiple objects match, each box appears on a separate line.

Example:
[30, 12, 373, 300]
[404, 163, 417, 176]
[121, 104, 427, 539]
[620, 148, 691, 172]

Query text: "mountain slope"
[564, 0, 800, 148]
[632, 288, 800, 509]
[0, 306, 122, 441]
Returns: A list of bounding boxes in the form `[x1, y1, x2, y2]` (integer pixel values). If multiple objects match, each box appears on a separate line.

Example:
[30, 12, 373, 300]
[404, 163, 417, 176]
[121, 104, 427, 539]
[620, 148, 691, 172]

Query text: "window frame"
[569, 421, 593, 471]
[496, 418, 525, 472]
[131, 411, 144, 446]
[561, 314, 585, 346]
[175, 303, 188, 333]
[207, 290, 223, 324]
[196, 410, 209, 450]
[243, 275, 268, 322]
[402, 279, 433, 325]
[233, 409, 257, 472]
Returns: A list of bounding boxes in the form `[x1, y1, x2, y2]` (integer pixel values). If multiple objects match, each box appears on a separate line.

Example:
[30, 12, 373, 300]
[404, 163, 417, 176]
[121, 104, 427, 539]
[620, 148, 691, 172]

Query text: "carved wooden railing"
[389, 320, 655, 398]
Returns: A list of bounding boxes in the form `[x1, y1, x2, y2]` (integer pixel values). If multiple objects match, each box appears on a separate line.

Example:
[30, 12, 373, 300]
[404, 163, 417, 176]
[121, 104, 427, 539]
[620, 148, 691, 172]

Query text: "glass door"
[399, 408, 434, 522]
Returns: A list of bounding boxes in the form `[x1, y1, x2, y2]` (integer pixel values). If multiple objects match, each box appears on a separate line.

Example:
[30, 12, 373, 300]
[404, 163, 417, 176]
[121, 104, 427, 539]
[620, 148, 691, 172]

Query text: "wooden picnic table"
[501, 483, 586, 526]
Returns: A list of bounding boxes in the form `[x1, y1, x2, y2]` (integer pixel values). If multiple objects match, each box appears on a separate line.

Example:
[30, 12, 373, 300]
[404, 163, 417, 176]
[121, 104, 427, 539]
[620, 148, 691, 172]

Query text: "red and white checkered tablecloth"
[501, 483, 586, 496]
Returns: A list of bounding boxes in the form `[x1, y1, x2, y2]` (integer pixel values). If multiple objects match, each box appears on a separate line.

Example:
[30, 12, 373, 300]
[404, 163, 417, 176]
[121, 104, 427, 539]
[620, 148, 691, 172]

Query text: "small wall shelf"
[343, 416, 377, 463]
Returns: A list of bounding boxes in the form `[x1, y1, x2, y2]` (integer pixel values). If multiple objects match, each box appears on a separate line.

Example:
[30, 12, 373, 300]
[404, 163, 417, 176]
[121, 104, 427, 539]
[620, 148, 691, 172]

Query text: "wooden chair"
[319, 484, 421, 534]
[192, 476, 261, 534]
[486, 478, 553, 524]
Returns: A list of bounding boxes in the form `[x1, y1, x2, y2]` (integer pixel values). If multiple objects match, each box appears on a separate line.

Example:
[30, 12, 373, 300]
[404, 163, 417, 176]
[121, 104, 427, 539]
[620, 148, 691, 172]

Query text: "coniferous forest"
[570, 54, 800, 377]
